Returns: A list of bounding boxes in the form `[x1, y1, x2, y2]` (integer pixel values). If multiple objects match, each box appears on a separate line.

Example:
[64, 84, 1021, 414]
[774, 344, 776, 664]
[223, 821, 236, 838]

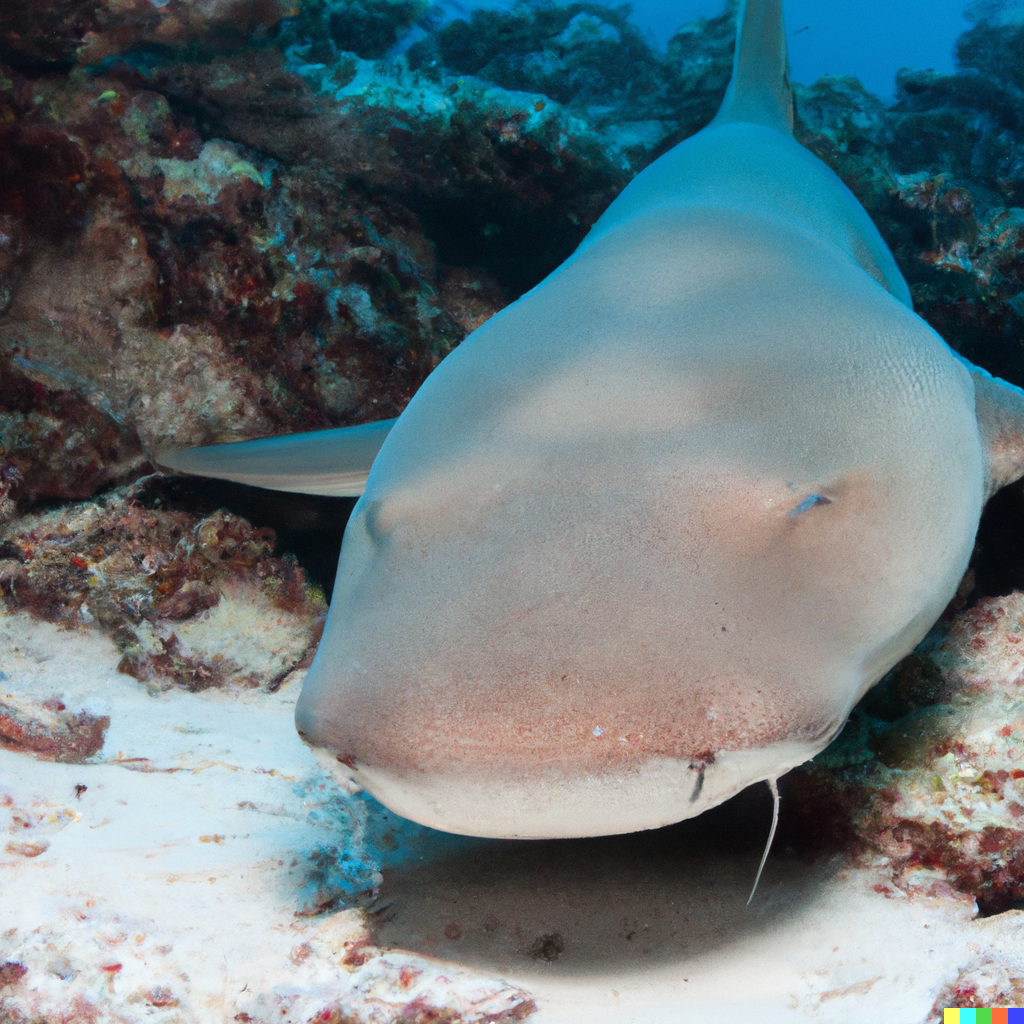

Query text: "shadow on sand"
[366, 783, 838, 977]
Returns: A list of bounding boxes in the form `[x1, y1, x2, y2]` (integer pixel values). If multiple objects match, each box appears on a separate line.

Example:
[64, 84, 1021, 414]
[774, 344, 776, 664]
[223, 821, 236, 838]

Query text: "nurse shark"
[160, 0, 1024, 841]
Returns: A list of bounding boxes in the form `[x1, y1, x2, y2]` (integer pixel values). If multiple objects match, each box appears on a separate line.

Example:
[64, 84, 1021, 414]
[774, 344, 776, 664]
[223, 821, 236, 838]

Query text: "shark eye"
[788, 493, 832, 517]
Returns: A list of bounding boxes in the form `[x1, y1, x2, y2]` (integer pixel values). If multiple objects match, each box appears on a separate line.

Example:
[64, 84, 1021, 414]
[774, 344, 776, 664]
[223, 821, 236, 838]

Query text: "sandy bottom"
[2, 609, 1022, 1023]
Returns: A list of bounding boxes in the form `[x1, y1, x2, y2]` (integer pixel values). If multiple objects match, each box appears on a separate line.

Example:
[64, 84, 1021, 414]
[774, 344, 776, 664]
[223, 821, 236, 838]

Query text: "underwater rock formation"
[0, 62, 472, 511]
[0, 695, 109, 763]
[786, 590, 1024, 916]
[0, 0, 288, 69]
[0, 480, 326, 690]
[934, 959, 1024, 1013]
[793, 7, 1024, 384]
[0, 3, 738, 508]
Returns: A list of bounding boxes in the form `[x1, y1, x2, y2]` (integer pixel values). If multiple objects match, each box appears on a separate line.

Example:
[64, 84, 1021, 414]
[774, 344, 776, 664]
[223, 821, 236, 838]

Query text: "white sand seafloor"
[2, 609, 1023, 1024]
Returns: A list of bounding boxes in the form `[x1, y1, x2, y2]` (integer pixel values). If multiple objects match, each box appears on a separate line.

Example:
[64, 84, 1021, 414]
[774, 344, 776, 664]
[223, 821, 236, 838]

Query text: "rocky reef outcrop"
[785, 588, 1024, 914]
[0, 478, 326, 690]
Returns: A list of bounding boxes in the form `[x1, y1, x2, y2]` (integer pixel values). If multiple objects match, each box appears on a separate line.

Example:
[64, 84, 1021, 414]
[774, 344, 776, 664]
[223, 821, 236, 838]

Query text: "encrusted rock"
[932, 959, 1024, 1014]
[787, 591, 1024, 915]
[0, 0, 288, 68]
[0, 695, 109, 763]
[0, 61, 473, 502]
[0, 481, 326, 691]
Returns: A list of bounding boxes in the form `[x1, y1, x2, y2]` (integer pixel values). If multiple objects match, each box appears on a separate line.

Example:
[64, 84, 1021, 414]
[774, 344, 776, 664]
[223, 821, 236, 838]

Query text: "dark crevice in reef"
[410, 193, 591, 301]
[0, 47, 75, 77]
[972, 478, 1024, 600]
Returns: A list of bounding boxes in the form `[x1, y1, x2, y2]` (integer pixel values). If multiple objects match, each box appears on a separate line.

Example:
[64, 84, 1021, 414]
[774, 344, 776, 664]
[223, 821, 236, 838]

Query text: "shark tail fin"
[713, 0, 793, 136]
[156, 419, 396, 497]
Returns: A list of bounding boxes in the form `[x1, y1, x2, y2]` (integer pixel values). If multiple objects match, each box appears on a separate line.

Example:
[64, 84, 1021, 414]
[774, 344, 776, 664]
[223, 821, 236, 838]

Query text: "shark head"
[291, 201, 980, 838]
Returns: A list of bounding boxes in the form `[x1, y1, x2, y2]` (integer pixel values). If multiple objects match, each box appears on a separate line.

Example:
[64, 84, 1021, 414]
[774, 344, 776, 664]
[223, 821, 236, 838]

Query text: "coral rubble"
[0, 479, 326, 690]
[786, 592, 1024, 916]
[0, 694, 109, 763]
[933, 958, 1024, 1013]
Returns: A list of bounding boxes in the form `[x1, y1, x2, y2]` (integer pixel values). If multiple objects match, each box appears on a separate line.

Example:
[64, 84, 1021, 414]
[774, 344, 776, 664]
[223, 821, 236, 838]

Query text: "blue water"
[453, 0, 976, 102]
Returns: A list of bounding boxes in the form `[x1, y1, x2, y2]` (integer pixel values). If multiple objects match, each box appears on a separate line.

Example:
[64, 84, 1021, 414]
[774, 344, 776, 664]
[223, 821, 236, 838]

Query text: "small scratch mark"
[818, 977, 884, 1003]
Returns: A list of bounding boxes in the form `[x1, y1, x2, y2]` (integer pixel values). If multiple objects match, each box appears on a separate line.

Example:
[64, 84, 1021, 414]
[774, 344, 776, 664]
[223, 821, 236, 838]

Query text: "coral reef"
[0, 1, 737, 511]
[0, 695, 109, 763]
[293, 0, 432, 60]
[0, 479, 326, 690]
[785, 591, 1024, 916]
[0, 63, 468, 511]
[0, 0, 1020, 511]
[793, 9, 1024, 384]
[0, 0, 288, 69]
[407, 2, 665, 110]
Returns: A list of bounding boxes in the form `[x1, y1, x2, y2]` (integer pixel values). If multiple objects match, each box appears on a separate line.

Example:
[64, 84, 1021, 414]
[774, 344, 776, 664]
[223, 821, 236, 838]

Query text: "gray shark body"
[161, 0, 1024, 838]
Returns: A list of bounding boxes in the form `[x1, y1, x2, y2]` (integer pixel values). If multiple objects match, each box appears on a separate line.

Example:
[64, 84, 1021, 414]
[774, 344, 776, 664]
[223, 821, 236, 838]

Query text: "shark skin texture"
[159, 0, 1024, 840]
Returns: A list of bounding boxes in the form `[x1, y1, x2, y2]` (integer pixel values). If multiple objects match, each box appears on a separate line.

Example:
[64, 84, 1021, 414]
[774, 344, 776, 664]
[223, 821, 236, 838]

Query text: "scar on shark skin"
[158, 0, 1024, 848]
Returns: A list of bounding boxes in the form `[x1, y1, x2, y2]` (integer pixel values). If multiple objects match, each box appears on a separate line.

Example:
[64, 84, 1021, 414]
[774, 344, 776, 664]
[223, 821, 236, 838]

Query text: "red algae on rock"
[787, 591, 1024, 915]
[0, 695, 109, 763]
[0, 481, 326, 691]
[931, 960, 1024, 1015]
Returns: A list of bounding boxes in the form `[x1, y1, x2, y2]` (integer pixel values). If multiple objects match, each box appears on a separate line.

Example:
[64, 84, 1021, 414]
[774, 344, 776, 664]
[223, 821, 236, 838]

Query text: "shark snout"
[292, 616, 836, 839]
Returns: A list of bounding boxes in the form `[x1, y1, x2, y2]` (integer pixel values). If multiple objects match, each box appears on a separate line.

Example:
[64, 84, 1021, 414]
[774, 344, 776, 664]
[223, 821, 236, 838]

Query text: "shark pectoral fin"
[969, 368, 1024, 499]
[712, 0, 793, 136]
[156, 419, 397, 497]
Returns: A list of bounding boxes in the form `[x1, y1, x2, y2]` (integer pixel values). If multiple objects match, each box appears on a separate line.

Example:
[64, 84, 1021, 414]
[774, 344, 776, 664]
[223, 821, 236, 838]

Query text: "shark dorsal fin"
[712, 0, 793, 136]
